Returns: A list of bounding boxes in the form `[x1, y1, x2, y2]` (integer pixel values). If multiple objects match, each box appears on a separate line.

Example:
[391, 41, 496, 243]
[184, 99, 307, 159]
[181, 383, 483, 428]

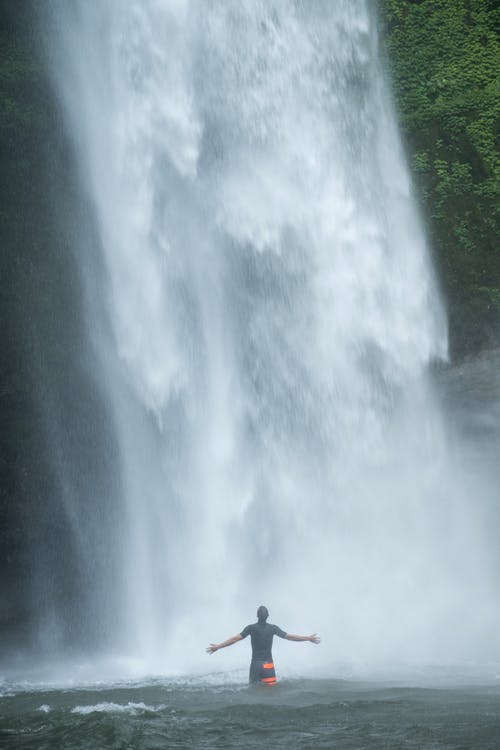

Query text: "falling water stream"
[34, 0, 500, 680]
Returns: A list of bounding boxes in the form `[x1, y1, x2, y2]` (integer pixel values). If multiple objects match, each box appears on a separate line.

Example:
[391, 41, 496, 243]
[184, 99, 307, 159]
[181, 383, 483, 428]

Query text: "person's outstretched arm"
[285, 633, 320, 644]
[206, 634, 243, 654]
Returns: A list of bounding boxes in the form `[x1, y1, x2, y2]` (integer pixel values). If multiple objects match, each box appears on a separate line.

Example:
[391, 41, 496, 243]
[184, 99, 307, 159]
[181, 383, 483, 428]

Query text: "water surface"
[2, 675, 500, 749]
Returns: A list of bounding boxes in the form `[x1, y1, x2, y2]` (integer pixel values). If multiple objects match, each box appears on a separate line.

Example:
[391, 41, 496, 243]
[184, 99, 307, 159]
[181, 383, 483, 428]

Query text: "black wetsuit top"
[240, 622, 287, 662]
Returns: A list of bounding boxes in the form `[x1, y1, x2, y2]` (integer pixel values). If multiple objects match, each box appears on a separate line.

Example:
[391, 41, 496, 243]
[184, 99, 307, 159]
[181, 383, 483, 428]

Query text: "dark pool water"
[2, 677, 500, 749]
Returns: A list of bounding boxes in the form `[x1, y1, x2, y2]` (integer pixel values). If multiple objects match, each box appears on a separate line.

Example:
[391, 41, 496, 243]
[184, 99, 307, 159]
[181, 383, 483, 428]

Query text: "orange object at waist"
[262, 676, 277, 684]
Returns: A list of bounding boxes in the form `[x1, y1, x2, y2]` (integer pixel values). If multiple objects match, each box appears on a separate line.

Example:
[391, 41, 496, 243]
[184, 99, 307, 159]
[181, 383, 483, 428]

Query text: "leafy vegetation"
[380, 0, 500, 357]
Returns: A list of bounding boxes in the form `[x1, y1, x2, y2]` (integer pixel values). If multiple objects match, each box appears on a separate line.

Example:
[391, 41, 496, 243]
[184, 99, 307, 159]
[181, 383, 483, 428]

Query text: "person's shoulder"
[270, 623, 287, 637]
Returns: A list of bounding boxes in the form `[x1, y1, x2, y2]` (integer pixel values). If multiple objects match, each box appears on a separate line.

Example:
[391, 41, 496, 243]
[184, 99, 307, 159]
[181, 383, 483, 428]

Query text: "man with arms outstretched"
[206, 605, 320, 685]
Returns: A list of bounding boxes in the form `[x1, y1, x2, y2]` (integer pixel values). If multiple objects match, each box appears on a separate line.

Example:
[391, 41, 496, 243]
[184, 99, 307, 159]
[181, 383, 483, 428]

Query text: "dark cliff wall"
[0, 1, 120, 655]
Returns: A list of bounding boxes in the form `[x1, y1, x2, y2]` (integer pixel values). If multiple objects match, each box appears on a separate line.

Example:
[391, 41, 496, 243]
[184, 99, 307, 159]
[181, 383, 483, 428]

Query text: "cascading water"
[43, 0, 500, 677]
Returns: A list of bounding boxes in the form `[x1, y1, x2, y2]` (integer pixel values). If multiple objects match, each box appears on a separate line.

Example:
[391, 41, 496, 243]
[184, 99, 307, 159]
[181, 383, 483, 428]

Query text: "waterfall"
[44, 0, 498, 676]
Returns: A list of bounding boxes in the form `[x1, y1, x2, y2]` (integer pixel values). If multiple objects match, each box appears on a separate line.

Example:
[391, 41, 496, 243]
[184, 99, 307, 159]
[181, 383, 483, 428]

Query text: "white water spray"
[47, 0, 499, 676]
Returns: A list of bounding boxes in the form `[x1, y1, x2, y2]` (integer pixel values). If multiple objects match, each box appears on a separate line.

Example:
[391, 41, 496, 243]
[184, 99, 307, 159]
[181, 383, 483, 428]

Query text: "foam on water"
[70, 701, 166, 715]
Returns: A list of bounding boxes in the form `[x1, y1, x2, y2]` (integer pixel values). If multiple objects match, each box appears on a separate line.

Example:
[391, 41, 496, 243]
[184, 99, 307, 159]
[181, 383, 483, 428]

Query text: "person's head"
[257, 605, 269, 623]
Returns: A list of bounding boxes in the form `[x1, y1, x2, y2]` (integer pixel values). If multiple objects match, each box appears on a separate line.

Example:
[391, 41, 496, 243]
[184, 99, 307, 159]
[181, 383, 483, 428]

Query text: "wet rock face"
[441, 349, 500, 395]
[434, 349, 500, 455]
[437, 348, 500, 415]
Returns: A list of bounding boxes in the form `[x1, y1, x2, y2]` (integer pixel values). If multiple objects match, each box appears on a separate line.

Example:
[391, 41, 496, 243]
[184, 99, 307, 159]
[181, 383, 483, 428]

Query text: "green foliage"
[380, 0, 500, 357]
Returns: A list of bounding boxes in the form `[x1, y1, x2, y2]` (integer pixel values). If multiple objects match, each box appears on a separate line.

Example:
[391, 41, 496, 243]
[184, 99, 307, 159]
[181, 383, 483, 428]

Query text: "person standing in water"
[206, 605, 320, 685]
